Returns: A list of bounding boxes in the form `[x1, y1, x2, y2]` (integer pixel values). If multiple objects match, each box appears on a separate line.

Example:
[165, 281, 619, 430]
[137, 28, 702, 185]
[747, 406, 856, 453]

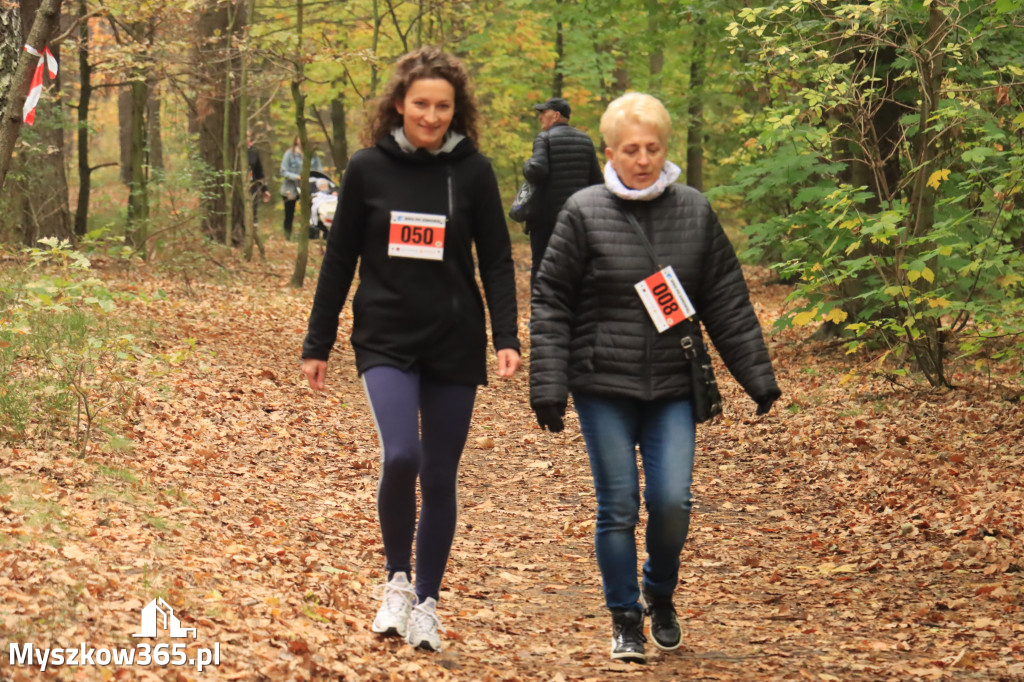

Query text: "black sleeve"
[529, 198, 588, 408]
[523, 132, 550, 184]
[301, 159, 366, 360]
[473, 160, 521, 353]
[696, 205, 780, 402]
[248, 148, 266, 191]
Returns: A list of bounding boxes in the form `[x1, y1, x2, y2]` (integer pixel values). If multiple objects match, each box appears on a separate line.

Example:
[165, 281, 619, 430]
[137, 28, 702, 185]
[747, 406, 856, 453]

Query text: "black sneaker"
[642, 590, 681, 651]
[610, 608, 646, 663]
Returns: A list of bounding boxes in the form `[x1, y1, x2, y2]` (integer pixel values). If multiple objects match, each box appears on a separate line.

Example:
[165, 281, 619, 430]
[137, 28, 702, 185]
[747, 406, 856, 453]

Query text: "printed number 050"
[401, 225, 434, 245]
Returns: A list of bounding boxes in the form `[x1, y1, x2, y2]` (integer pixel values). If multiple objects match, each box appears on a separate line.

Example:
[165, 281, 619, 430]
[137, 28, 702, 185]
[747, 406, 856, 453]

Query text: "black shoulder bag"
[509, 134, 550, 226]
[621, 208, 723, 423]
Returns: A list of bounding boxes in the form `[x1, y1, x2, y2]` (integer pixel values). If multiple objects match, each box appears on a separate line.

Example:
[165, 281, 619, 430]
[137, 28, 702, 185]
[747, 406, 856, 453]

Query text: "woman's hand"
[303, 358, 328, 391]
[496, 348, 521, 378]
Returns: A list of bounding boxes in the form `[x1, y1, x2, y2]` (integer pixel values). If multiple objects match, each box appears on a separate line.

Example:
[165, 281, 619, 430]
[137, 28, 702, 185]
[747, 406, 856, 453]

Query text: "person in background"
[301, 46, 521, 653]
[247, 132, 271, 223]
[529, 93, 781, 664]
[522, 96, 603, 286]
[279, 135, 323, 240]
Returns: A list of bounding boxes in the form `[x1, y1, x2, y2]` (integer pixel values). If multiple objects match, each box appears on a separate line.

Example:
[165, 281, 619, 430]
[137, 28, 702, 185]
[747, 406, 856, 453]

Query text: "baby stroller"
[308, 170, 339, 240]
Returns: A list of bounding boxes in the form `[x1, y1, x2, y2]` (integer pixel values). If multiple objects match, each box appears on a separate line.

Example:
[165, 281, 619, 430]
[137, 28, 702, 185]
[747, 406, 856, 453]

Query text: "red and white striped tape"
[23, 45, 59, 125]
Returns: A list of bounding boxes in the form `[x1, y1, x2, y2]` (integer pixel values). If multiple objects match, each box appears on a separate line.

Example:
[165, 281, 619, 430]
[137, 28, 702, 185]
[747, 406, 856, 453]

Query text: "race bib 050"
[388, 211, 446, 261]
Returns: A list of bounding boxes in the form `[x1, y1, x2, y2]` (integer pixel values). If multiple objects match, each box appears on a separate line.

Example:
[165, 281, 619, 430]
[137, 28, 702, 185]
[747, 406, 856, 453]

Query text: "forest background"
[1, 1, 1024, 678]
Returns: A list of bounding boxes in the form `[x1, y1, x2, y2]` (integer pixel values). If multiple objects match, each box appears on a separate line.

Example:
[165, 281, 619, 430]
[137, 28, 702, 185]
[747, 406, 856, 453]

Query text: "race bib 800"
[388, 211, 446, 261]
[635, 265, 696, 332]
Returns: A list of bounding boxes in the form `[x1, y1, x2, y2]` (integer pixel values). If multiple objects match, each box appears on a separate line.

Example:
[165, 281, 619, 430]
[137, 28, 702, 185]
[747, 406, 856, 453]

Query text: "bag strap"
[620, 208, 662, 270]
[619, 205, 704, 335]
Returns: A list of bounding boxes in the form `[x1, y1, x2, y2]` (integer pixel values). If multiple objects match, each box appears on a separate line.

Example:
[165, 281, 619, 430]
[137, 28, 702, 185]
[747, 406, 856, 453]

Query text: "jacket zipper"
[643, 202, 654, 399]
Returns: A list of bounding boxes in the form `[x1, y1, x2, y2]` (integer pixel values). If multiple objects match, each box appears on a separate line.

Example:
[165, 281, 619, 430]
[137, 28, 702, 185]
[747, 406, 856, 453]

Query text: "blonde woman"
[529, 93, 780, 663]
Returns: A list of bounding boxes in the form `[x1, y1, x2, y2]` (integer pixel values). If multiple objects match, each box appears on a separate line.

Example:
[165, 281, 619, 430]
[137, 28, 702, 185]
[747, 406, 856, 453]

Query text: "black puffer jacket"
[523, 122, 603, 238]
[530, 183, 779, 407]
[303, 134, 520, 385]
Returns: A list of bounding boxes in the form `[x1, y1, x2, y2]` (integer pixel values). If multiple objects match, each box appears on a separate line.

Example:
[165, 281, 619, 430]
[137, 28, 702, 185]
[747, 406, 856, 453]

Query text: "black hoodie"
[302, 134, 520, 385]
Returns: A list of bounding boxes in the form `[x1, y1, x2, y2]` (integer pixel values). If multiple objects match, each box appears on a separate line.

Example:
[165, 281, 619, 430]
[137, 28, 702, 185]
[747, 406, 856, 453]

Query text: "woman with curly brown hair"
[301, 47, 521, 652]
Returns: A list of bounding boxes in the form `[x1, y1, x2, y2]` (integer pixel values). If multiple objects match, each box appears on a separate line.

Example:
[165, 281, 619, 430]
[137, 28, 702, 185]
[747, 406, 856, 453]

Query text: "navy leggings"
[362, 365, 477, 603]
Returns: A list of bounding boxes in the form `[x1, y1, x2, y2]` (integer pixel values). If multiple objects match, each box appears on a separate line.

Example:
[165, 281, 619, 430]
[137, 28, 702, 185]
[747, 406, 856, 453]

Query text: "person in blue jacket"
[301, 46, 521, 653]
[279, 136, 323, 240]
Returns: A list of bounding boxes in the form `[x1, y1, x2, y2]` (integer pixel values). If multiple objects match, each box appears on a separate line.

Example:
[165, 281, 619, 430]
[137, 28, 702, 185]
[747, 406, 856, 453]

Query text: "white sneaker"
[405, 597, 443, 651]
[370, 572, 415, 637]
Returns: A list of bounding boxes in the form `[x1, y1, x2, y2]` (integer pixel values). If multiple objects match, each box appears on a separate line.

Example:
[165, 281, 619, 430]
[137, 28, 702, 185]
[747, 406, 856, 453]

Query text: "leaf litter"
[0, 243, 1021, 680]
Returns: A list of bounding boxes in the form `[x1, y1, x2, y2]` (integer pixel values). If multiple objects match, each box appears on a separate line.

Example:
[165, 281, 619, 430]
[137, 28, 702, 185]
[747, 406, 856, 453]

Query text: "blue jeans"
[573, 392, 696, 611]
[363, 366, 477, 603]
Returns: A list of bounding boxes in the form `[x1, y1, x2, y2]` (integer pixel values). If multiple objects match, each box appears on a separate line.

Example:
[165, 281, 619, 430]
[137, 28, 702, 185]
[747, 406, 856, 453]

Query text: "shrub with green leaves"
[718, 0, 1024, 387]
[0, 239, 148, 451]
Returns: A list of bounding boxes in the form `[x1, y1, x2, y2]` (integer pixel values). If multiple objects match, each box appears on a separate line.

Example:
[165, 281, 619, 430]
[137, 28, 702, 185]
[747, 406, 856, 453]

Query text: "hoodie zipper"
[445, 165, 461, 321]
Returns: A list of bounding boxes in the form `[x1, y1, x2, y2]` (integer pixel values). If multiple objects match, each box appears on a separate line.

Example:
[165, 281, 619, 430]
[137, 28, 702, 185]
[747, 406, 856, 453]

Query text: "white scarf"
[604, 160, 681, 201]
[392, 127, 466, 155]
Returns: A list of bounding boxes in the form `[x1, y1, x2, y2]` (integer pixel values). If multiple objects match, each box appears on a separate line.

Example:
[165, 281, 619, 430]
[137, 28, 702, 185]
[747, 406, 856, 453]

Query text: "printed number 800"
[651, 282, 679, 315]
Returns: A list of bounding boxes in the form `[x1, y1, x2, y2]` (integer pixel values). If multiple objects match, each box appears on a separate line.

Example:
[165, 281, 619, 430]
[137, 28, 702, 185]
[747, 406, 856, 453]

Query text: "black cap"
[533, 97, 571, 119]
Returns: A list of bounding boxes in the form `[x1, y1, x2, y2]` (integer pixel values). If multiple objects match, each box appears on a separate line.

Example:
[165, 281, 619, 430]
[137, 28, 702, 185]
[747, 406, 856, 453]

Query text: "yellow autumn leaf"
[824, 308, 848, 324]
[908, 269, 921, 283]
[921, 267, 935, 283]
[927, 297, 951, 308]
[938, 245, 953, 256]
[926, 169, 951, 190]
[792, 308, 819, 326]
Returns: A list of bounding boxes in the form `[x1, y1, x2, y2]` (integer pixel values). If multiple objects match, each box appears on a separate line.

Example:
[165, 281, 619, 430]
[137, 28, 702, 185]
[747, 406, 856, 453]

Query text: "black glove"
[533, 403, 565, 433]
[755, 389, 781, 416]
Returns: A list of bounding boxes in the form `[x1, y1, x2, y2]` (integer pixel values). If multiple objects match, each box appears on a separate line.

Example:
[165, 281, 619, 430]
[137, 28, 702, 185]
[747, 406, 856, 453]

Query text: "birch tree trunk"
[0, 0, 63, 200]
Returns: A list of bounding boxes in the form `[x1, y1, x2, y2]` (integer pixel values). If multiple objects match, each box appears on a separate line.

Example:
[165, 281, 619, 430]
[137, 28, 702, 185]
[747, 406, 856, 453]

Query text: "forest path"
[4, 240, 1020, 681]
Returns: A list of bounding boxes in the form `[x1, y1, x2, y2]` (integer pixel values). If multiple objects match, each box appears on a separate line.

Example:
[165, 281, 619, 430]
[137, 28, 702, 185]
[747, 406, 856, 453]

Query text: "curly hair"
[365, 46, 479, 147]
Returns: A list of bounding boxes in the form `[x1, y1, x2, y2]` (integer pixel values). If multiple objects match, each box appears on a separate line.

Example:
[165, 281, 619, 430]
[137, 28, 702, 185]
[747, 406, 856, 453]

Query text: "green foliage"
[0, 239, 147, 451]
[718, 0, 1024, 386]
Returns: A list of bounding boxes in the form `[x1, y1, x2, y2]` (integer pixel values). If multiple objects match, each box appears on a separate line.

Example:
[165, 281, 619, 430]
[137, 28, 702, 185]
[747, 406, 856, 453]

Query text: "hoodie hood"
[377, 129, 477, 164]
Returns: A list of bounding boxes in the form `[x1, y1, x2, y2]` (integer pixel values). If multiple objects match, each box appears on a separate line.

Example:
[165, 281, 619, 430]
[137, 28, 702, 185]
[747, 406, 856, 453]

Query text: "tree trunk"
[74, 0, 92, 237]
[330, 95, 348, 172]
[289, 0, 310, 289]
[125, 77, 149, 251]
[190, 0, 245, 244]
[0, 0, 63, 196]
[0, 8, 20, 121]
[118, 87, 132, 184]
[646, 0, 664, 93]
[240, 0, 264, 262]
[6, 0, 71, 244]
[906, 5, 949, 387]
[552, 0, 564, 97]
[686, 14, 706, 191]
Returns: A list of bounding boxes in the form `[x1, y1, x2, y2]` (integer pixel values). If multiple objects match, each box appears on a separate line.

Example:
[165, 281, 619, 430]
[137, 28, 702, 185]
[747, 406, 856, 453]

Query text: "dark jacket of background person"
[248, 145, 266, 195]
[530, 183, 780, 407]
[303, 134, 520, 386]
[523, 122, 603, 240]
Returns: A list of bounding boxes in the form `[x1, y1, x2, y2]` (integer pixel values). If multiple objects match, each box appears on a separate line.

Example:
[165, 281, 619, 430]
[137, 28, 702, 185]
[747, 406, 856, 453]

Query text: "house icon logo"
[132, 597, 197, 639]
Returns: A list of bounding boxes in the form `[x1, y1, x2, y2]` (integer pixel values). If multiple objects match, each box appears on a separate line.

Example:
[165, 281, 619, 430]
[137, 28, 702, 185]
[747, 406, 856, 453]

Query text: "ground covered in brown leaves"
[2, 240, 1023, 681]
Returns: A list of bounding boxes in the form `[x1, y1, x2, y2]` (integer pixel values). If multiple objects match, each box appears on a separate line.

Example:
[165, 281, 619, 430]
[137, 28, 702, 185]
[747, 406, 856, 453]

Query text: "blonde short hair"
[599, 93, 671, 149]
